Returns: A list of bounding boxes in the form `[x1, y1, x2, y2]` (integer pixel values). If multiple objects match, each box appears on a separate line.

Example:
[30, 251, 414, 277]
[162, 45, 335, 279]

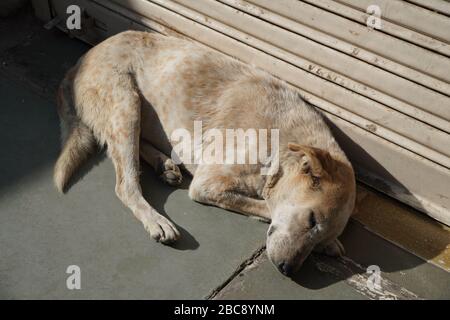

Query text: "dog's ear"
[288, 143, 336, 189]
[288, 143, 325, 177]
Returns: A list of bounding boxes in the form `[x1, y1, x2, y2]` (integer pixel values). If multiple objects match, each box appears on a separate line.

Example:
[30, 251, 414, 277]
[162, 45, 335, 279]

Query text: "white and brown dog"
[55, 31, 356, 276]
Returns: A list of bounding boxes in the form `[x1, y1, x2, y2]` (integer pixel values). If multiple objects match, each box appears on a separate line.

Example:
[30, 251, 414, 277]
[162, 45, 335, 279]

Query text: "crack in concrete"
[205, 245, 266, 300]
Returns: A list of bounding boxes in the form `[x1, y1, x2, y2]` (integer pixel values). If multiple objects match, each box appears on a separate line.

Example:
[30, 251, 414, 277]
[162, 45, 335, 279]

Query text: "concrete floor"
[0, 6, 449, 299]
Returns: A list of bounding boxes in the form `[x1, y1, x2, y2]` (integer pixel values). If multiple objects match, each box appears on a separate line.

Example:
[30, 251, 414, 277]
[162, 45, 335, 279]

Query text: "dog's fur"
[55, 31, 356, 276]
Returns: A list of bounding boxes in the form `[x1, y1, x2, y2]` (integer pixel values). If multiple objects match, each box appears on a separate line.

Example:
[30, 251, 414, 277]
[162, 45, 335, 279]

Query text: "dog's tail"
[54, 72, 96, 193]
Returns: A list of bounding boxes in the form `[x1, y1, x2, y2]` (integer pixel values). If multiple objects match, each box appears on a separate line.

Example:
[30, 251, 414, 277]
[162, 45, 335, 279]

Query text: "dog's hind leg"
[140, 139, 182, 186]
[105, 80, 180, 244]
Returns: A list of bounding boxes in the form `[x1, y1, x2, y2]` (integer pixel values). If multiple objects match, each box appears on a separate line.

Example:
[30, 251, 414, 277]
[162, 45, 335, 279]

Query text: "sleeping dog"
[55, 31, 356, 276]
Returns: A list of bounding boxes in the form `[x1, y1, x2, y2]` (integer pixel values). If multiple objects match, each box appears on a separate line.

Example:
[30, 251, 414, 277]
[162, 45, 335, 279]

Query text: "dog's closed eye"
[268, 225, 276, 236]
[309, 211, 317, 229]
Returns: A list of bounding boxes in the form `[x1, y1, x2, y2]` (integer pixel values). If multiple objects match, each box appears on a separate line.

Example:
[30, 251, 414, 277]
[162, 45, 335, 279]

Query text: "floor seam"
[204, 245, 266, 300]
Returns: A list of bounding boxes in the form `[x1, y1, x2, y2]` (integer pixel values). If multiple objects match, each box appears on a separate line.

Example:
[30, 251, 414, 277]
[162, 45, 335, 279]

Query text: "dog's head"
[263, 142, 355, 276]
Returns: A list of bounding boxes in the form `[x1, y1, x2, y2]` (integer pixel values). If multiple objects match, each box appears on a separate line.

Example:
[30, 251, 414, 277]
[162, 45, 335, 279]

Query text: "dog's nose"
[277, 261, 292, 277]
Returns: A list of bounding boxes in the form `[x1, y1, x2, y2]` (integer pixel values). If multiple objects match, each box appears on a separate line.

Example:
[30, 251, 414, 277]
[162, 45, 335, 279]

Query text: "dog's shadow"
[288, 217, 434, 292]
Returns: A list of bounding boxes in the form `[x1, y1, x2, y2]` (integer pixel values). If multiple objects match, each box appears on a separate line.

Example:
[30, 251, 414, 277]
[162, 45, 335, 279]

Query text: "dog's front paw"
[142, 213, 180, 244]
[159, 159, 182, 186]
[314, 239, 345, 257]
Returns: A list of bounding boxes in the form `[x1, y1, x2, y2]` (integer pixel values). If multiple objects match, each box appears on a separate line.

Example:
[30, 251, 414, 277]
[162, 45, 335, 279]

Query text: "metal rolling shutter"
[33, 0, 450, 225]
